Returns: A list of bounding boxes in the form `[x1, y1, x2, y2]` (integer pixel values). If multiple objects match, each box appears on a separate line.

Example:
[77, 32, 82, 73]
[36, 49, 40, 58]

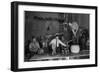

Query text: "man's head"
[56, 36, 59, 39]
[33, 38, 36, 42]
[32, 36, 36, 42]
[69, 22, 79, 37]
[69, 22, 78, 30]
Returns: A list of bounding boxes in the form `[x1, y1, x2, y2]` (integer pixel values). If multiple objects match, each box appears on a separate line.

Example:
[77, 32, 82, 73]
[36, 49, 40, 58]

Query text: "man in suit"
[49, 35, 66, 55]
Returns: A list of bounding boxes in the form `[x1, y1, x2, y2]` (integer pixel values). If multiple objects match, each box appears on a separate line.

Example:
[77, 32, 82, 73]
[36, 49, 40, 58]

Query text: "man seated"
[29, 37, 40, 57]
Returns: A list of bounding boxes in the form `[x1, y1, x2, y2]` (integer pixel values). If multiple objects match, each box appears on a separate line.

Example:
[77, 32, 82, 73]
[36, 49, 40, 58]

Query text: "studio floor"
[25, 50, 89, 62]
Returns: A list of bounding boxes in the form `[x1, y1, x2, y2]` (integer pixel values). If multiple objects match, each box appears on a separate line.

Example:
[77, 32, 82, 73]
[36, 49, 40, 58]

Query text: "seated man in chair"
[29, 37, 40, 57]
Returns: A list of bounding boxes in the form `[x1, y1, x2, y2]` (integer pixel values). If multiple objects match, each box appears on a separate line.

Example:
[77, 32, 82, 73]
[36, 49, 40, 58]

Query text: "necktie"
[56, 38, 57, 49]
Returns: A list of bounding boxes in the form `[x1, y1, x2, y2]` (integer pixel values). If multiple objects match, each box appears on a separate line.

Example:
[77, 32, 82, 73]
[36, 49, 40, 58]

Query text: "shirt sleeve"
[58, 39, 66, 47]
[29, 43, 32, 49]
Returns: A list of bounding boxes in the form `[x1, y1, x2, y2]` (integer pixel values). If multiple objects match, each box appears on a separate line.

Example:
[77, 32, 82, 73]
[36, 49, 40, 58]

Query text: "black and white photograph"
[11, 1, 97, 71]
[24, 11, 90, 62]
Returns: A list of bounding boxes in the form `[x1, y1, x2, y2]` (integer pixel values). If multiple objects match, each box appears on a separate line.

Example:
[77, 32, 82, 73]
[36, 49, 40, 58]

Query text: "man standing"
[49, 35, 66, 55]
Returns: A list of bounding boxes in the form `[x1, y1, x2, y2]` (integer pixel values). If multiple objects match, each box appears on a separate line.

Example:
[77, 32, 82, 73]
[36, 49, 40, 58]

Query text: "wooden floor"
[25, 50, 89, 62]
